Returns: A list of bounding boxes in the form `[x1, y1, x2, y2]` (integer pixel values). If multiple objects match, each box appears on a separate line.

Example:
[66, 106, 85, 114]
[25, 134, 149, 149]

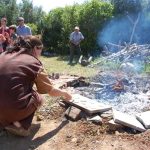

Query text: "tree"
[78, 0, 113, 55]
[111, 0, 142, 14]
[0, 0, 19, 24]
[42, 8, 64, 53]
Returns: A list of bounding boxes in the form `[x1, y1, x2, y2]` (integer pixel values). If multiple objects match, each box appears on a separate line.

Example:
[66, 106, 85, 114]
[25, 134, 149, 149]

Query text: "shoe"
[5, 125, 30, 137]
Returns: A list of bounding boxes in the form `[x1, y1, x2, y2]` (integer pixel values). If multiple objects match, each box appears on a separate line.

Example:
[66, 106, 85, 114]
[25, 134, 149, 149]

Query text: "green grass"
[40, 56, 99, 78]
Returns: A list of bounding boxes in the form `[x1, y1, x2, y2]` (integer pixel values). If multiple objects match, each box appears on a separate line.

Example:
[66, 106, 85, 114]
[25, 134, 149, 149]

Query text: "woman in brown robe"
[0, 36, 72, 136]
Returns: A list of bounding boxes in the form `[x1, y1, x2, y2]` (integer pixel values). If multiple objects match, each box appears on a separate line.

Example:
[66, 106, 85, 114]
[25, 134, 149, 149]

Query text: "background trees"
[1, 0, 150, 55]
[42, 0, 113, 55]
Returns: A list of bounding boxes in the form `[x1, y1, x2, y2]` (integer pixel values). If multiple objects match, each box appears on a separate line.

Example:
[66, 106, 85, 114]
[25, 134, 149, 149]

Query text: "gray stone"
[100, 110, 113, 120]
[65, 106, 81, 121]
[86, 115, 102, 123]
[113, 110, 146, 132]
[136, 111, 150, 129]
[68, 94, 112, 114]
[59, 100, 69, 108]
[108, 119, 123, 131]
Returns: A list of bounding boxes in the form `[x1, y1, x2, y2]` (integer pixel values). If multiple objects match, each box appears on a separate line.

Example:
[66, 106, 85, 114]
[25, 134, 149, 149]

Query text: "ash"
[77, 44, 150, 115]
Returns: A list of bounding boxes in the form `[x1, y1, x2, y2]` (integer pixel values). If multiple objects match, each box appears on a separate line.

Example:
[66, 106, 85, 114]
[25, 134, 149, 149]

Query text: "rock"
[36, 115, 44, 121]
[59, 100, 69, 108]
[136, 111, 150, 129]
[113, 110, 146, 132]
[86, 115, 102, 123]
[65, 106, 81, 121]
[100, 110, 113, 120]
[108, 119, 123, 131]
[71, 138, 78, 143]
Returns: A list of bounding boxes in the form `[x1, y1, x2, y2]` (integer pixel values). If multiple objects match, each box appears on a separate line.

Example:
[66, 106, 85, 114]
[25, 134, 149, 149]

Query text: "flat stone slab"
[67, 94, 112, 114]
[113, 110, 146, 132]
[136, 111, 150, 129]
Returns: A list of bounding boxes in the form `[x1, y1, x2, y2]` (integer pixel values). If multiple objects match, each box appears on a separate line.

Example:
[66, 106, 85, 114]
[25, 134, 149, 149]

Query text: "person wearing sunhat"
[16, 17, 32, 37]
[69, 26, 84, 64]
[8, 25, 18, 46]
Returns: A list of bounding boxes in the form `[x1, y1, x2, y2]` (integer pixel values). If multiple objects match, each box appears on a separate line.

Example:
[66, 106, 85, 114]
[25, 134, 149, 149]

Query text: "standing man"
[16, 17, 32, 37]
[69, 26, 84, 64]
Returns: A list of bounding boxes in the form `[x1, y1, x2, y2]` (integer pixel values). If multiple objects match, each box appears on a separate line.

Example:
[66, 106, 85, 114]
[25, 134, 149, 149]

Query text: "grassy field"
[40, 56, 99, 78]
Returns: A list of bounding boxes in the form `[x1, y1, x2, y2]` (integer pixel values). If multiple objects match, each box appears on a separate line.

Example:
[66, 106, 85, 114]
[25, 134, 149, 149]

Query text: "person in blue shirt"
[69, 26, 84, 64]
[16, 17, 32, 37]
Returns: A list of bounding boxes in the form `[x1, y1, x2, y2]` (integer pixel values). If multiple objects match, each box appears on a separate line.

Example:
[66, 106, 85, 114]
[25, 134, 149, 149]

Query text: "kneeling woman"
[0, 36, 72, 136]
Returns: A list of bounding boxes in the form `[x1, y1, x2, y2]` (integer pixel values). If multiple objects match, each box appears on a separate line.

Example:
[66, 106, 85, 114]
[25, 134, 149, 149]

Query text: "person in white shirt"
[16, 17, 32, 37]
[69, 26, 84, 64]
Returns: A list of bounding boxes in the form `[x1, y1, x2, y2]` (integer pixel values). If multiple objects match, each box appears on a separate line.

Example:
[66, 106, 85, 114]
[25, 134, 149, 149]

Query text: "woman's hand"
[48, 88, 72, 102]
[62, 91, 72, 102]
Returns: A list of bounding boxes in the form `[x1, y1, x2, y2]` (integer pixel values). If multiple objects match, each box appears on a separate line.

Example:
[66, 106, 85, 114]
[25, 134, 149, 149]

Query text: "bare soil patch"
[0, 103, 150, 150]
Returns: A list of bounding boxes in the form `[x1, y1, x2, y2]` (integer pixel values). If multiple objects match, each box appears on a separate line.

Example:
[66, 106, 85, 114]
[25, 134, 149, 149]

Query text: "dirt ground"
[0, 102, 150, 150]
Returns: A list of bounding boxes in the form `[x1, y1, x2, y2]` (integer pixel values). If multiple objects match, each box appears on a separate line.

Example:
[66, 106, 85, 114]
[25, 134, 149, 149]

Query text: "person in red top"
[0, 34, 6, 53]
[0, 17, 10, 51]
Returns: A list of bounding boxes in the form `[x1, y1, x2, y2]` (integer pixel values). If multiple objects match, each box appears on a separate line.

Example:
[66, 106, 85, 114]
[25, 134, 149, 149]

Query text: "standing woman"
[0, 36, 72, 136]
[0, 17, 10, 51]
[9, 25, 18, 46]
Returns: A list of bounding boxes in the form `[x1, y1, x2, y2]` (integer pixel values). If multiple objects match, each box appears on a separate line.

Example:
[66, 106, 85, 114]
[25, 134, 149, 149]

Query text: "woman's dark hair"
[7, 36, 43, 53]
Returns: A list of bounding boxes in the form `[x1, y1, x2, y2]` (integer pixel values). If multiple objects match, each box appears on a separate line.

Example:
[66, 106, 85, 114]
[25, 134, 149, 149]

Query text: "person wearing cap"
[69, 26, 84, 64]
[16, 17, 32, 37]
[0, 36, 72, 136]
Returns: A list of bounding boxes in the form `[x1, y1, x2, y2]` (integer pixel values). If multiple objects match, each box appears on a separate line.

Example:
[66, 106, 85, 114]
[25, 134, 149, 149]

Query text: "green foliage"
[42, 8, 64, 53]
[0, 0, 19, 24]
[111, 0, 142, 14]
[26, 23, 38, 35]
[42, 0, 113, 55]
[78, 0, 113, 55]
[0, 0, 45, 26]
[0, 0, 114, 55]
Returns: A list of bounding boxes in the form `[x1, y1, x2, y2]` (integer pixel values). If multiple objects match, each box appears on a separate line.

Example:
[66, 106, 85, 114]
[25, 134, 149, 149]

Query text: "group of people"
[0, 17, 72, 137]
[0, 17, 32, 53]
[0, 16, 88, 137]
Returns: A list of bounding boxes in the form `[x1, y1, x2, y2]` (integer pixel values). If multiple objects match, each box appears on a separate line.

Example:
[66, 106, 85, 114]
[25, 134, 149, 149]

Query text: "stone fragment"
[65, 106, 81, 121]
[113, 110, 146, 132]
[36, 115, 44, 121]
[108, 119, 123, 131]
[100, 110, 113, 120]
[136, 111, 150, 129]
[86, 115, 102, 123]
